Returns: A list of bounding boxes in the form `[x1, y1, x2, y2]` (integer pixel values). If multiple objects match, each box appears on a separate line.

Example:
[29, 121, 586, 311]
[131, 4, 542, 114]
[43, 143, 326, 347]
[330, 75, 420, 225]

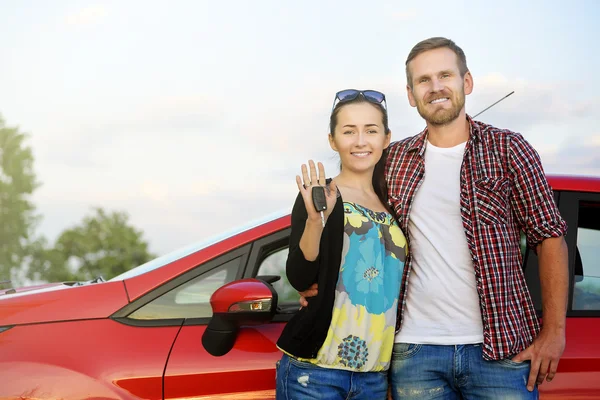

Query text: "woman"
[275, 89, 408, 399]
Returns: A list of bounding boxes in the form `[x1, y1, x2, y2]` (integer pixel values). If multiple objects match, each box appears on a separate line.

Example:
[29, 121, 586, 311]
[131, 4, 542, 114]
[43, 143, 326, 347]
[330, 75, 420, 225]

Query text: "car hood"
[0, 281, 129, 326]
[0, 282, 65, 296]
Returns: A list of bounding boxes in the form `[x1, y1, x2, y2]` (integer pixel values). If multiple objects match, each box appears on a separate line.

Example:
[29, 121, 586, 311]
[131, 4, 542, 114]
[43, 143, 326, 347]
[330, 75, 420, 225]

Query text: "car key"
[312, 186, 327, 227]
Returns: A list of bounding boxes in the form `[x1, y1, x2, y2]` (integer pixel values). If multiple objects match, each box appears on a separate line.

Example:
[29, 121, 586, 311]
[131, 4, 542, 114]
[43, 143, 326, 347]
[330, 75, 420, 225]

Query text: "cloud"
[468, 74, 598, 130]
[390, 9, 418, 21]
[35, 177, 297, 255]
[31, 93, 228, 172]
[64, 5, 108, 27]
[540, 135, 600, 176]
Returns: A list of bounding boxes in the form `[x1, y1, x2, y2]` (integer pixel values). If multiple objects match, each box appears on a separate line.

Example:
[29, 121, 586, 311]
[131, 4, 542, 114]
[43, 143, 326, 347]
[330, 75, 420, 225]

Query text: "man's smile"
[430, 97, 449, 104]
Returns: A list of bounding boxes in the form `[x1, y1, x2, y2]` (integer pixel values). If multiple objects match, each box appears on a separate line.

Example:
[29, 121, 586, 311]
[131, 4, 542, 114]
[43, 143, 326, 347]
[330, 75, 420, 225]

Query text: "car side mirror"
[201, 278, 278, 356]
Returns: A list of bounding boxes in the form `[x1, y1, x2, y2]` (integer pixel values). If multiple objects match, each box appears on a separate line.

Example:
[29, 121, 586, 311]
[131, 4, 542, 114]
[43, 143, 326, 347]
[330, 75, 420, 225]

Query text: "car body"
[1, 174, 599, 399]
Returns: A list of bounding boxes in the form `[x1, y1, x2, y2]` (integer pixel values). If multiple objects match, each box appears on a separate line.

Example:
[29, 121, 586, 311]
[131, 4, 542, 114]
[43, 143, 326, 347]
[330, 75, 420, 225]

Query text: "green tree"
[0, 115, 40, 282]
[28, 207, 156, 282]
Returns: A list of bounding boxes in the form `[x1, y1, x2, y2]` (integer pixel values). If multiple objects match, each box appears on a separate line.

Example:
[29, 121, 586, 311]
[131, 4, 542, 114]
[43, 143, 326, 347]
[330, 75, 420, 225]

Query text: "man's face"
[406, 47, 473, 126]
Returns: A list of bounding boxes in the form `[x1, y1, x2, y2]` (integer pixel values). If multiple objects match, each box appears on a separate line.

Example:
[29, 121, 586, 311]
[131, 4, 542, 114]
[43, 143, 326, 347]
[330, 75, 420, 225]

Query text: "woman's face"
[329, 102, 390, 175]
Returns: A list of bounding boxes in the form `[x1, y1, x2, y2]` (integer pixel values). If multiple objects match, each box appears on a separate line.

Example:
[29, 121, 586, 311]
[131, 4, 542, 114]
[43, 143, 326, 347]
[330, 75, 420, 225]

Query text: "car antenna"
[472, 91, 514, 118]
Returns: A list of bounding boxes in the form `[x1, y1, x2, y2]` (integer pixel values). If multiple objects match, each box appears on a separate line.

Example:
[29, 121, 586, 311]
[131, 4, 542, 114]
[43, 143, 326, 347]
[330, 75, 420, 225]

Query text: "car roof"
[546, 174, 600, 193]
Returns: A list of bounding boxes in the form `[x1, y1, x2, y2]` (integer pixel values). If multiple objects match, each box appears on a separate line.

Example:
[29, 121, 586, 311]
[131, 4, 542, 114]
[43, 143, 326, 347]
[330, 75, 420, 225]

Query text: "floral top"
[301, 202, 408, 372]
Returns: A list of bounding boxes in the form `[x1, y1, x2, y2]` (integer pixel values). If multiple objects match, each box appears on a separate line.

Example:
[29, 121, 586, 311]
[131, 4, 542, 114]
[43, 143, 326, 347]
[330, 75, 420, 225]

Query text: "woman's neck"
[334, 169, 374, 194]
[334, 168, 389, 212]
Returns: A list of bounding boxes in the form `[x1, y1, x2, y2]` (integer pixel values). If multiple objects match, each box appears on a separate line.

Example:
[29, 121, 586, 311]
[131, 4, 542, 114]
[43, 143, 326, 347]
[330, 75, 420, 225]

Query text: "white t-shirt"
[394, 140, 484, 344]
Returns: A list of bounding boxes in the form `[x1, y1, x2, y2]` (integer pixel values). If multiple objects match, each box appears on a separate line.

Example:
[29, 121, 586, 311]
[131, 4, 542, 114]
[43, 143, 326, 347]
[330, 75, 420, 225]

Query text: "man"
[300, 37, 568, 399]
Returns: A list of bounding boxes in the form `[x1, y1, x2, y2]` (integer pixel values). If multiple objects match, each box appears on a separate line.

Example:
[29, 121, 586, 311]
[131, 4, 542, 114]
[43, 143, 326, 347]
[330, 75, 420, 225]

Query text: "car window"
[127, 257, 241, 320]
[256, 247, 300, 304]
[573, 201, 600, 310]
[520, 231, 527, 257]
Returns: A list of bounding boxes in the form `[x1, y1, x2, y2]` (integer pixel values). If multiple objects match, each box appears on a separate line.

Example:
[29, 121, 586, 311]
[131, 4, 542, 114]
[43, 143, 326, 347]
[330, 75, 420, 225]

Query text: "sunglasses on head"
[331, 89, 387, 112]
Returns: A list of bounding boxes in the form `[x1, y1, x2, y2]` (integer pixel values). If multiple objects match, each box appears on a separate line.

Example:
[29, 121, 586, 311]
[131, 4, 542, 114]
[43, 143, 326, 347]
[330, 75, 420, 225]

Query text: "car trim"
[0, 325, 14, 334]
[244, 228, 291, 279]
[183, 317, 212, 326]
[243, 228, 304, 321]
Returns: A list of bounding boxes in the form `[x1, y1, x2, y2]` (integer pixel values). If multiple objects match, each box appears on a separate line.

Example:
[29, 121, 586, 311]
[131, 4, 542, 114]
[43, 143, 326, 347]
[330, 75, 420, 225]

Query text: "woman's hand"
[296, 160, 338, 225]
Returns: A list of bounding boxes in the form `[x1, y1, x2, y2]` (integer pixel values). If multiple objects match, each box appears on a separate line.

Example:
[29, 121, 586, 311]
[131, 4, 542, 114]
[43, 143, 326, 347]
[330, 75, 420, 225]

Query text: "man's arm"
[507, 132, 569, 391]
[537, 236, 569, 335]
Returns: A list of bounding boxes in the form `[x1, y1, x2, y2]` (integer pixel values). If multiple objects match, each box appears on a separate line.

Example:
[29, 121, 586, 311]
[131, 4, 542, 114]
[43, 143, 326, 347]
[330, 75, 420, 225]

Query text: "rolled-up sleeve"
[509, 133, 568, 250]
[285, 192, 320, 291]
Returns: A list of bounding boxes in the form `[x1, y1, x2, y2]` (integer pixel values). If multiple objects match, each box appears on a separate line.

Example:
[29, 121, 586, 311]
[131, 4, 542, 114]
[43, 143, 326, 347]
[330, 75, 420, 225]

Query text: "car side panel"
[537, 188, 600, 398]
[538, 318, 600, 398]
[164, 322, 286, 399]
[0, 319, 181, 400]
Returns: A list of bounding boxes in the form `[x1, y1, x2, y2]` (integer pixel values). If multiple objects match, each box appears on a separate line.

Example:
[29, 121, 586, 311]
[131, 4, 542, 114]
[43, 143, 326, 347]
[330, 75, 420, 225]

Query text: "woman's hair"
[329, 94, 391, 208]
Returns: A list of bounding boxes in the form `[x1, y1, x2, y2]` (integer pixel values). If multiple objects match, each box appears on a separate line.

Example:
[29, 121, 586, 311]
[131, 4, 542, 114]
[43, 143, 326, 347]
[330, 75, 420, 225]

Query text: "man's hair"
[405, 37, 469, 89]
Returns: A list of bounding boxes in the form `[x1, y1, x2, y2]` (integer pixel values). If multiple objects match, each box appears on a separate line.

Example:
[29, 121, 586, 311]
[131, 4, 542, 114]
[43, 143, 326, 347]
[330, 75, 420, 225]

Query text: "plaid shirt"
[385, 116, 567, 360]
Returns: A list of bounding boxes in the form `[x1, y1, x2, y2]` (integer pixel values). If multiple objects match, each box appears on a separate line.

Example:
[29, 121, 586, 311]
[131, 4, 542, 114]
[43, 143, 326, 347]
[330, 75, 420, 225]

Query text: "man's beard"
[416, 89, 465, 126]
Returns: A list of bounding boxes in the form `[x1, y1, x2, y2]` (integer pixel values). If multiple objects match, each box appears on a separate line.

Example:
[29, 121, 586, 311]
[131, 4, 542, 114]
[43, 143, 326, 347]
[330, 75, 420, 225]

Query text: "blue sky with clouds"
[1, 0, 599, 257]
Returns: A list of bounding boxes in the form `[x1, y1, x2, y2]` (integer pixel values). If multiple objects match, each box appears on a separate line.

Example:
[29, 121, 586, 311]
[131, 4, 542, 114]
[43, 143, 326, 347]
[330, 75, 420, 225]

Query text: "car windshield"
[109, 209, 289, 281]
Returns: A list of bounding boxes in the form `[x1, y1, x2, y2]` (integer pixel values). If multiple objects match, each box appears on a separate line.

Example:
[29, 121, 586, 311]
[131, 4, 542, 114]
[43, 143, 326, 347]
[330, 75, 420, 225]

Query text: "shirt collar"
[407, 114, 482, 155]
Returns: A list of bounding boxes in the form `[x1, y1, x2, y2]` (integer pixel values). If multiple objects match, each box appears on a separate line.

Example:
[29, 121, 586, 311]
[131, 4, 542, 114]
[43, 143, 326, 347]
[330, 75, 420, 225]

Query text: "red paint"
[0, 281, 128, 325]
[538, 318, 600, 398]
[164, 323, 284, 399]
[547, 174, 600, 193]
[0, 319, 180, 400]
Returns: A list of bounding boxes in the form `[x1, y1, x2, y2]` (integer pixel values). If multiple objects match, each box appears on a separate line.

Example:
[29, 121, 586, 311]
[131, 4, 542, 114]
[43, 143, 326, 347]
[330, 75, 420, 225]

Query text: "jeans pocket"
[497, 358, 530, 368]
[392, 343, 422, 360]
[288, 356, 317, 369]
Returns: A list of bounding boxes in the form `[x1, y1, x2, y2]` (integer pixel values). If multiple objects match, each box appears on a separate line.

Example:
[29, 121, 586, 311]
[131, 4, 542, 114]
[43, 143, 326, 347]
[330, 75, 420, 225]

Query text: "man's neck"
[426, 111, 470, 148]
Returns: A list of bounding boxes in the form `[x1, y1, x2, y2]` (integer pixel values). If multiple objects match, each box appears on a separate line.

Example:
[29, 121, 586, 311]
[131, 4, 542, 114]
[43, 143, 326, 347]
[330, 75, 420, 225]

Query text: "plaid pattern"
[385, 116, 567, 360]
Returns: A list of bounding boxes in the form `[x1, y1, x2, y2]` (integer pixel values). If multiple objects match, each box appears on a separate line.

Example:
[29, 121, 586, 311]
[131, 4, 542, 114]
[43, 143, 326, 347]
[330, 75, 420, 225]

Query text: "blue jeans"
[276, 353, 389, 399]
[390, 343, 538, 399]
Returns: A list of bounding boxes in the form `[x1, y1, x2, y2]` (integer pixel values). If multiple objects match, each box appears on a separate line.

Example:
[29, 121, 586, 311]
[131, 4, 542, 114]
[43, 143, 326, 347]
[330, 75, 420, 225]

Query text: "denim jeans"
[389, 343, 538, 399]
[275, 353, 389, 400]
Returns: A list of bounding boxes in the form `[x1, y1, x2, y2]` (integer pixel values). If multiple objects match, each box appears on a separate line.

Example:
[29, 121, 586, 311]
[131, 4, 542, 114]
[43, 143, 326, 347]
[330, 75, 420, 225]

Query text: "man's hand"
[298, 283, 318, 307]
[512, 327, 566, 392]
[513, 236, 568, 391]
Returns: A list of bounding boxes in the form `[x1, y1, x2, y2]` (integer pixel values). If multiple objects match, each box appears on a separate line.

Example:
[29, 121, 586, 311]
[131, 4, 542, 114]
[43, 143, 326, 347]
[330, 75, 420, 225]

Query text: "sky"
[1, 0, 599, 259]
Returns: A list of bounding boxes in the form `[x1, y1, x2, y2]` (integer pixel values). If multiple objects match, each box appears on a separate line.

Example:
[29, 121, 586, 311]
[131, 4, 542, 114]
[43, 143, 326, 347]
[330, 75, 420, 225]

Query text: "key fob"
[312, 186, 327, 212]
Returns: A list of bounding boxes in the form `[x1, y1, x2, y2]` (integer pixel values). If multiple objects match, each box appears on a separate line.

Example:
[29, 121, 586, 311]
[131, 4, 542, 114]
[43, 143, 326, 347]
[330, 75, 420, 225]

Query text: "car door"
[112, 243, 249, 399]
[163, 229, 297, 399]
[523, 189, 600, 398]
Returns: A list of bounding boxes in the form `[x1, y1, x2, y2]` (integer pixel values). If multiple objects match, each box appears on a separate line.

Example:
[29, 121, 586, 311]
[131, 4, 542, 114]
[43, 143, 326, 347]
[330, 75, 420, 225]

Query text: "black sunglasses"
[331, 89, 387, 112]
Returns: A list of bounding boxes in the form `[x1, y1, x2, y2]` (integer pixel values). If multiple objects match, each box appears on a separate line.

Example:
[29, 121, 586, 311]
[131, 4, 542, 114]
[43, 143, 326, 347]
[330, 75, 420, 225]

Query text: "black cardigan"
[276, 182, 345, 359]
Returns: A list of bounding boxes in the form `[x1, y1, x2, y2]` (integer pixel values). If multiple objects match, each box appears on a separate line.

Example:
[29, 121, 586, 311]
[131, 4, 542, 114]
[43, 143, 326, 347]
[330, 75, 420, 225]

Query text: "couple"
[275, 37, 568, 400]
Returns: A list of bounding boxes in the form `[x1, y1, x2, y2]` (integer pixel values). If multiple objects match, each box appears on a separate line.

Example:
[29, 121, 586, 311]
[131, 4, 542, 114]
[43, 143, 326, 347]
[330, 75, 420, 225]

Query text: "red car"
[1, 174, 599, 399]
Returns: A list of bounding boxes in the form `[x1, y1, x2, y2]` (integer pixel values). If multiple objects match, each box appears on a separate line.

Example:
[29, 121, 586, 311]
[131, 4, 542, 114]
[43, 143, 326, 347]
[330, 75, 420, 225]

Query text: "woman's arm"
[285, 192, 322, 291]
